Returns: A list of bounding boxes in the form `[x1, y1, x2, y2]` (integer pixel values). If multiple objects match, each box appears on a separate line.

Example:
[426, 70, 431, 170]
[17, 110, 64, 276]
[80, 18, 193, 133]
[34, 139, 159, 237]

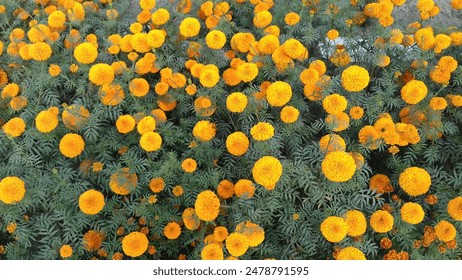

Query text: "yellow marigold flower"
[89, 63, 114, 86]
[137, 116, 156, 135]
[258, 34, 279, 55]
[415, 28, 435, 51]
[370, 210, 394, 233]
[226, 232, 249, 257]
[179, 17, 200, 38]
[201, 243, 224, 260]
[438, 56, 458, 73]
[116, 115, 136, 134]
[59, 245, 73, 259]
[346, 106, 363, 121]
[147, 29, 165, 48]
[341, 65, 370, 92]
[400, 202, 425, 224]
[358, 125, 381, 150]
[192, 120, 216, 142]
[62, 104, 89, 130]
[99, 83, 124, 106]
[250, 122, 274, 141]
[59, 133, 85, 158]
[319, 134, 346, 153]
[130, 33, 150, 53]
[122, 232, 149, 257]
[447, 197, 462, 221]
[109, 168, 138, 195]
[2, 117, 25, 138]
[74, 42, 98, 64]
[429, 97, 447, 111]
[199, 68, 220, 88]
[106, 8, 118, 20]
[167, 185, 181, 197]
[325, 112, 350, 132]
[0, 176, 26, 204]
[129, 78, 149, 97]
[282, 38, 307, 60]
[369, 174, 393, 194]
[377, 55, 390, 67]
[280, 105, 299, 124]
[195, 190, 220, 222]
[48, 10, 66, 29]
[266, 81, 292, 107]
[450, 31, 462, 46]
[139, 131, 162, 152]
[149, 177, 164, 193]
[236, 62, 259, 83]
[344, 210, 367, 237]
[82, 230, 105, 252]
[29, 42, 52, 61]
[326, 29, 339, 40]
[1, 83, 20, 99]
[434, 220, 456, 242]
[92, 162, 103, 172]
[139, 0, 156, 10]
[217, 179, 234, 199]
[320, 216, 348, 243]
[206, 30, 226, 50]
[181, 158, 197, 173]
[235, 221, 265, 247]
[336, 247, 366, 260]
[434, 34, 451, 54]
[164, 222, 181, 240]
[234, 179, 255, 198]
[226, 132, 249, 156]
[284, 12, 300, 25]
[252, 156, 283, 190]
[400, 79, 428, 105]
[226, 92, 248, 113]
[399, 167, 431, 196]
[152, 8, 170, 25]
[78, 189, 105, 215]
[69, 63, 79, 73]
[321, 151, 356, 182]
[452, 0, 462, 9]
[213, 226, 229, 242]
[182, 207, 200, 230]
[48, 64, 61, 77]
[253, 10, 272, 28]
[322, 94, 348, 115]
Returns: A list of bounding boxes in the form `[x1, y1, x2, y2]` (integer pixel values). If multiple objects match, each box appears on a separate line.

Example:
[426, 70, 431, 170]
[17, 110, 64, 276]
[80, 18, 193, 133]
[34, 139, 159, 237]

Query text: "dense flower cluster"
[0, 0, 461, 261]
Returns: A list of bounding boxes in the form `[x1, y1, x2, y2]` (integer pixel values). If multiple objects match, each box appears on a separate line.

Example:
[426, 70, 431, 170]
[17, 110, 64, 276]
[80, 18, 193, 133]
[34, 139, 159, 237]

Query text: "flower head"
[320, 216, 348, 242]
[252, 156, 283, 190]
[341, 65, 370, 92]
[370, 210, 394, 233]
[321, 151, 356, 182]
[59, 133, 85, 158]
[122, 232, 149, 257]
[0, 176, 26, 204]
[399, 167, 431, 196]
[195, 190, 220, 221]
[79, 189, 105, 215]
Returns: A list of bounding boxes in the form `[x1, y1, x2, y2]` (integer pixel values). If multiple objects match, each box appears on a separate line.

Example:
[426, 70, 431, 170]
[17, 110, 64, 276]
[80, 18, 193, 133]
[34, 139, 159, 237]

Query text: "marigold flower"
[447, 197, 462, 221]
[74, 42, 98, 64]
[250, 122, 274, 141]
[149, 177, 164, 193]
[1, 83, 19, 98]
[258, 34, 279, 55]
[282, 38, 307, 60]
[326, 29, 339, 40]
[326, 112, 350, 132]
[164, 222, 181, 240]
[152, 8, 170, 25]
[236, 221, 265, 247]
[401, 80, 428, 105]
[182, 208, 200, 230]
[0, 176, 26, 204]
[279, 106, 299, 124]
[59, 245, 73, 259]
[400, 202, 425, 224]
[59, 133, 85, 158]
[266, 81, 292, 107]
[226, 132, 249, 156]
[217, 179, 234, 199]
[415, 28, 435, 51]
[48, 10, 66, 28]
[369, 174, 393, 194]
[192, 120, 216, 142]
[434, 220, 456, 242]
[320, 216, 348, 242]
[398, 167, 431, 196]
[2, 117, 26, 138]
[226, 232, 249, 257]
[321, 151, 356, 182]
[89, 63, 114, 85]
[336, 247, 366, 260]
[344, 210, 367, 237]
[137, 116, 156, 135]
[199, 68, 220, 88]
[341, 65, 370, 92]
[139, 131, 162, 152]
[214, 226, 229, 242]
[253, 10, 272, 28]
[370, 210, 394, 233]
[226, 92, 248, 113]
[109, 168, 138, 195]
[252, 156, 283, 190]
[147, 29, 165, 48]
[319, 134, 346, 153]
[99, 83, 125, 106]
[129, 78, 149, 97]
[79, 189, 105, 215]
[179, 17, 200, 38]
[122, 232, 149, 257]
[181, 158, 197, 173]
[380, 238, 393, 249]
[116, 115, 136, 134]
[201, 243, 224, 260]
[82, 230, 105, 251]
[172, 185, 184, 197]
[195, 190, 220, 221]
[322, 94, 348, 115]
[236, 62, 259, 83]
[429, 97, 447, 111]
[206, 30, 227, 50]
[48, 64, 61, 77]
[234, 179, 255, 198]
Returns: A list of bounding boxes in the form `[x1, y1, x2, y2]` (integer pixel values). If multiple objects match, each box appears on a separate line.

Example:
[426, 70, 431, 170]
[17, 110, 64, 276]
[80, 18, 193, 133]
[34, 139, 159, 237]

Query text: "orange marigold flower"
[447, 197, 462, 221]
[252, 156, 283, 190]
[179, 17, 200, 38]
[89, 63, 114, 85]
[74, 42, 98, 64]
[122, 232, 149, 257]
[434, 220, 456, 242]
[59, 245, 73, 259]
[341, 65, 370, 92]
[195, 190, 220, 221]
[109, 168, 138, 195]
[370, 210, 394, 233]
[2, 117, 26, 138]
[343, 210, 367, 237]
[59, 133, 85, 158]
[0, 176, 26, 204]
[320, 216, 348, 243]
[398, 167, 431, 196]
[226, 232, 249, 257]
[400, 202, 425, 224]
[164, 222, 181, 240]
[336, 247, 366, 260]
[321, 151, 356, 182]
